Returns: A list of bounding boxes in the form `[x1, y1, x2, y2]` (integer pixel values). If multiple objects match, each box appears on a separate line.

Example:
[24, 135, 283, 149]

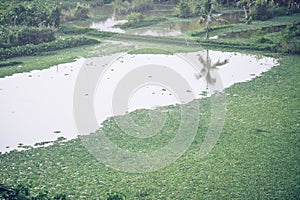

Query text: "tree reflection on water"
[195, 49, 228, 89]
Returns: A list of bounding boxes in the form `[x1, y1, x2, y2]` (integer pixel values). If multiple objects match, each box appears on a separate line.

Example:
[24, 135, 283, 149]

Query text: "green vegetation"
[273, 23, 300, 53]
[0, 1, 117, 64]
[174, 0, 202, 18]
[116, 17, 167, 29]
[0, 61, 22, 68]
[59, 25, 117, 38]
[0, 0, 64, 56]
[106, 191, 126, 200]
[0, 37, 99, 60]
[58, 26, 96, 35]
[0, 26, 56, 48]
[0, 183, 67, 200]
[0, 1, 60, 28]
[0, 34, 103, 78]
[0, 54, 299, 199]
[62, 2, 90, 21]
[199, 0, 215, 39]
[0, 41, 134, 78]
[113, 0, 155, 15]
[0, 1, 60, 61]
[192, 21, 300, 53]
[128, 48, 172, 54]
[126, 12, 144, 24]
[174, 0, 300, 20]
[0, 0, 299, 199]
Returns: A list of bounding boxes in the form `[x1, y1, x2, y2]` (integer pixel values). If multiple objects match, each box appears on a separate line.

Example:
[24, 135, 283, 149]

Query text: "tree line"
[174, 0, 299, 19]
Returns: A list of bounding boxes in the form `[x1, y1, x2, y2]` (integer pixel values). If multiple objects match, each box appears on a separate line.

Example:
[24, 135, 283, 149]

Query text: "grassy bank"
[0, 53, 299, 199]
[116, 17, 167, 29]
[189, 13, 300, 37]
[0, 37, 100, 60]
[128, 48, 172, 54]
[0, 40, 134, 78]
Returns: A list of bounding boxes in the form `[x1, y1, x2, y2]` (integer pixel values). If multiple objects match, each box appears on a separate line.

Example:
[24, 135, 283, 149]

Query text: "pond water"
[0, 50, 278, 152]
[98, 13, 241, 36]
[90, 16, 127, 33]
[92, 15, 239, 36]
[71, 5, 243, 36]
[67, 5, 127, 33]
[127, 20, 203, 36]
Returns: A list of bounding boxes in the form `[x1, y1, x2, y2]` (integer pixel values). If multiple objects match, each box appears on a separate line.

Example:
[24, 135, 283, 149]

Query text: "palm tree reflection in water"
[195, 49, 228, 90]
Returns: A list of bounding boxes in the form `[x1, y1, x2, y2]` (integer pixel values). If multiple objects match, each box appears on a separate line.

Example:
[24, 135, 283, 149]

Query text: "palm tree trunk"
[205, 16, 211, 40]
[287, 0, 293, 14]
[205, 26, 209, 40]
[243, 5, 248, 19]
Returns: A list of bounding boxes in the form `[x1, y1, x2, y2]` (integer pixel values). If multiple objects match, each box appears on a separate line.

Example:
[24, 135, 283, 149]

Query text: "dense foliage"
[174, 0, 299, 20]
[0, 0, 112, 59]
[174, 0, 203, 18]
[62, 2, 90, 21]
[0, 184, 67, 200]
[274, 23, 300, 53]
[0, 26, 56, 48]
[250, 0, 292, 20]
[113, 0, 155, 15]
[0, 0, 61, 54]
[125, 12, 144, 23]
[0, 1, 60, 28]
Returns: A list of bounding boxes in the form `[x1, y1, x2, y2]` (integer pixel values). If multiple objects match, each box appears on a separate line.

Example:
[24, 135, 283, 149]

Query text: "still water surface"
[70, 6, 243, 36]
[0, 51, 278, 152]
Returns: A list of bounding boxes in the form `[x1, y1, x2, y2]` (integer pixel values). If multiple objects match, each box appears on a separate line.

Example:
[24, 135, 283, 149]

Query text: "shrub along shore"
[0, 37, 99, 60]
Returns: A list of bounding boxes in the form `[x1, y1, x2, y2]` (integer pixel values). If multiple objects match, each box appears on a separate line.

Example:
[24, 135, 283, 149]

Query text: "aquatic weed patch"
[0, 54, 299, 199]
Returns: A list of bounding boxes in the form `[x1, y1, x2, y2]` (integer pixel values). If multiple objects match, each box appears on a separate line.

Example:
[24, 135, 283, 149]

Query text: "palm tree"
[195, 49, 228, 89]
[198, 0, 227, 39]
[198, 0, 214, 40]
